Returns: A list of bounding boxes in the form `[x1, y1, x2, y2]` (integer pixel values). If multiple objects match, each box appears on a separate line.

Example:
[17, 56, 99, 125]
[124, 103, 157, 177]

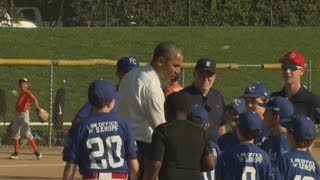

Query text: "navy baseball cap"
[195, 58, 216, 73]
[237, 111, 263, 132]
[225, 98, 246, 114]
[258, 96, 294, 119]
[282, 115, 317, 141]
[188, 105, 209, 126]
[243, 82, 270, 99]
[88, 80, 119, 107]
[116, 56, 140, 73]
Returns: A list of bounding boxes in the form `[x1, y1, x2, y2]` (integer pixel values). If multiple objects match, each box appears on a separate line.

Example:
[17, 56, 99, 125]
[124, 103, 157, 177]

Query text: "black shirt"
[165, 84, 226, 142]
[272, 86, 320, 123]
[149, 120, 212, 180]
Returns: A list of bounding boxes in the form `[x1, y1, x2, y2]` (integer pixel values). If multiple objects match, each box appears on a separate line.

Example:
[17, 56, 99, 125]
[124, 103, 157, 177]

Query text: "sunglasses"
[281, 64, 302, 72]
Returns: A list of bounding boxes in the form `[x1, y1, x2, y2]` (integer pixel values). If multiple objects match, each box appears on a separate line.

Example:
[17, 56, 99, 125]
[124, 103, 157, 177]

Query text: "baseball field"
[0, 26, 320, 178]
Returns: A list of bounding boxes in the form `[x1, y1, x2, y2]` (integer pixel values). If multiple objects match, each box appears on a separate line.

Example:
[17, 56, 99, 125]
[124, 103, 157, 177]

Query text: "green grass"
[0, 27, 320, 127]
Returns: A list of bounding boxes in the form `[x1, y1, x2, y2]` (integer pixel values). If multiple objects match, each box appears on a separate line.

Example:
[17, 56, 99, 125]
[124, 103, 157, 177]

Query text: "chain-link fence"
[0, 59, 314, 148]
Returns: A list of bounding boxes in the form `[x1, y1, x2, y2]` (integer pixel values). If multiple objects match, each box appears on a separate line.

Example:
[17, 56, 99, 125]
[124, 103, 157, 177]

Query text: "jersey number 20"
[86, 135, 124, 169]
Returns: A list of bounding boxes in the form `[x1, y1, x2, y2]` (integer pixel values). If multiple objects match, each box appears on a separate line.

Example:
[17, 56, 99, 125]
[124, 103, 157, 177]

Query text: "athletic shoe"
[9, 152, 19, 159]
[35, 151, 42, 160]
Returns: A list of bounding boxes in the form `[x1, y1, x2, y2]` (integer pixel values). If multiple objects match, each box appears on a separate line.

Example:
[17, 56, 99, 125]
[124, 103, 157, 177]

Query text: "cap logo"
[290, 52, 296, 59]
[248, 85, 256, 93]
[233, 99, 241, 106]
[205, 61, 211, 67]
[129, 57, 137, 65]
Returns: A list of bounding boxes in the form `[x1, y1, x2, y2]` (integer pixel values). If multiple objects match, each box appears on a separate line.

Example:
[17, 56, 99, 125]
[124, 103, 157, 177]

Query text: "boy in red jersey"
[9, 78, 42, 160]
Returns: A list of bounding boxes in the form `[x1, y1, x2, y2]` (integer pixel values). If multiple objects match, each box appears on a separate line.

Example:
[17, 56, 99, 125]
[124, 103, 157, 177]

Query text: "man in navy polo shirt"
[272, 50, 320, 123]
[165, 58, 226, 142]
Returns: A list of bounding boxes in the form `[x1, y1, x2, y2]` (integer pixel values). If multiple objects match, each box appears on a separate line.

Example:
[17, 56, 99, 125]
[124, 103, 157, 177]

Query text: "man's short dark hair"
[152, 41, 182, 62]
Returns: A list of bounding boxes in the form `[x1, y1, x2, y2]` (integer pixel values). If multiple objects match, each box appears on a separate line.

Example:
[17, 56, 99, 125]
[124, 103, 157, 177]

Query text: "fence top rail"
[0, 59, 282, 69]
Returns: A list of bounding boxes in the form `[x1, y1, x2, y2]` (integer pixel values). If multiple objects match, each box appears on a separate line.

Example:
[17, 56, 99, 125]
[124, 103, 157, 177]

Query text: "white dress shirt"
[118, 64, 166, 143]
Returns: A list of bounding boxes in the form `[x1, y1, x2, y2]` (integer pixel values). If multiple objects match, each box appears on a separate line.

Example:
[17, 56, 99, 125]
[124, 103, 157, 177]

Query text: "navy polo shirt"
[165, 84, 226, 142]
[272, 85, 320, 123]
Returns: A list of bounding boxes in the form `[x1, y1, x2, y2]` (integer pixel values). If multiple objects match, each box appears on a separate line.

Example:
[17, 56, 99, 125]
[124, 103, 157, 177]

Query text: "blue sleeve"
[217, 136, 225, 152]
[215, 154, 225, 180]
[63, 123, 82, 164]
[124, 122, 138, 159]
[210, 141, 221, 157]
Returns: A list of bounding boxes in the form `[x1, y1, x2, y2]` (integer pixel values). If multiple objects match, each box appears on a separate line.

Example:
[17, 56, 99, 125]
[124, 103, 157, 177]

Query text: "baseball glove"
[37, 108, 50, 123]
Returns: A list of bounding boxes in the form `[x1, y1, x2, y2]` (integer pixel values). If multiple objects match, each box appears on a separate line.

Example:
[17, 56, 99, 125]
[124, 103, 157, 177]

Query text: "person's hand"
[203, 123, 211, 132]
[11, 90, 18, 97]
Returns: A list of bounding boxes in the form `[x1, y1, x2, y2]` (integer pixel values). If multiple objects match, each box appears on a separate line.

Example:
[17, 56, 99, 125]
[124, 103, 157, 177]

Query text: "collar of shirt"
[189, 83, 213, 97]
[280, 85, 307, 101]
[147, 64, 164, 89]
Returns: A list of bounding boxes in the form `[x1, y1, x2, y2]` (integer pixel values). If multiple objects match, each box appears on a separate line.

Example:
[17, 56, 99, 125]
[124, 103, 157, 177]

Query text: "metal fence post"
[270, 0, 273, 27]
[105, 0, 108, 27]
[49, 63, 54, 148]
[308, 60, 312, 91]
[188, 0, 191, 26]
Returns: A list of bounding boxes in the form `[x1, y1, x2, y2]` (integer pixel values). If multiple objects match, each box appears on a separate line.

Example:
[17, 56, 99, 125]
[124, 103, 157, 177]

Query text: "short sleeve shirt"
[272, 86, 320, 123]
[16, 90, 35, 112]
[276, 149, 320, 180]
[215, 143, 273, 180]
[63, 112, 137, 175]
[148, 120, 212, 180]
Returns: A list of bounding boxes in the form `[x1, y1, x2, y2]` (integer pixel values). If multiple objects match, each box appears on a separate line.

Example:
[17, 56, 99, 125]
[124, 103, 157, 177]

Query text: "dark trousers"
[136, 141, 151, 180]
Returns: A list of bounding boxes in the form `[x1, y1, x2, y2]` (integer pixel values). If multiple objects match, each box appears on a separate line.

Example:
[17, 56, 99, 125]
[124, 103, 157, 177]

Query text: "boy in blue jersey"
[243, 82, 270, 146]
[62, 80, 139, 180]
[217, 98, 246, 153]
[277, 115, 320, 180]
[187, 105, 222, 180]
[258, 96, 294, 165]
[215, 111, 273, 180]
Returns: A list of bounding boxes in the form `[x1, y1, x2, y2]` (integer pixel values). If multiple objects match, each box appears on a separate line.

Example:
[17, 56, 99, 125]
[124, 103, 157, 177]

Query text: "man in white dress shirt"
[118, 41, 184, 178]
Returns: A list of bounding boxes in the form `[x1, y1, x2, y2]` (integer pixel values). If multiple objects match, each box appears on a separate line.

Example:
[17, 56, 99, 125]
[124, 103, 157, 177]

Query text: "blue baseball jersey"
[256, 125, 269, 147]
[215, 143, 273, 180]
[261, 133, 290, 165]
[217, 130, 239, 153]
[201, 141, 221, 180]
[276, 149, 320, 180]
[63, 112, 137, 175]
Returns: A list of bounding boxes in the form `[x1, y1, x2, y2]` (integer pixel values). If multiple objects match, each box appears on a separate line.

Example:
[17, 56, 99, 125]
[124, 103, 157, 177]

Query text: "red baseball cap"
[279, 50, 305, 67]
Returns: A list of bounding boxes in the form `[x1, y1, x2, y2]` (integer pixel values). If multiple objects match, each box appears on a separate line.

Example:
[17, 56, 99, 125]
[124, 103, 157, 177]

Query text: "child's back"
[216, 143, 272, 180]
[277, 149, 320, 180]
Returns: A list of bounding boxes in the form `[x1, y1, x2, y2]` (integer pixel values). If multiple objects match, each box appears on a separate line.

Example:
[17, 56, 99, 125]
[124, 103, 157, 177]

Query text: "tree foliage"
[5, 0, 320, 26]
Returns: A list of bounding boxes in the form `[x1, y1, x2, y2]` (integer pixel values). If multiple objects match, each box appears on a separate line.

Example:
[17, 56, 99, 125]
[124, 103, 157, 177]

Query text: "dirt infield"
[0, 146, 81, 179]
[0, 146, 320, 179]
